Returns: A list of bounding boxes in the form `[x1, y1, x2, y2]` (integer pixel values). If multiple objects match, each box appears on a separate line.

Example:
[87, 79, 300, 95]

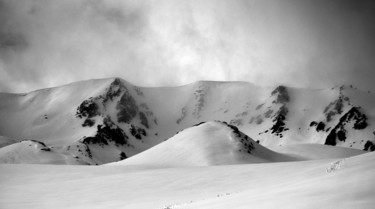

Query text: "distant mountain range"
[0, 77, 374, 165]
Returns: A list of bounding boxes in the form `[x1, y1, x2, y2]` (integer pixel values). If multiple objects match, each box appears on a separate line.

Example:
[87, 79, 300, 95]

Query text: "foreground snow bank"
[0, 152, 374, 209]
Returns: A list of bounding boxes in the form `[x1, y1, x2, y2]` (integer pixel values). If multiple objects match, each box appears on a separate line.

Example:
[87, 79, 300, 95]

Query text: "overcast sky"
[0, 0, 374, 93]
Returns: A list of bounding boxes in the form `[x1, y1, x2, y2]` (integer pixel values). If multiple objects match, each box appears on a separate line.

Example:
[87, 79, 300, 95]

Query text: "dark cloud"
[0, 0, 374, 93]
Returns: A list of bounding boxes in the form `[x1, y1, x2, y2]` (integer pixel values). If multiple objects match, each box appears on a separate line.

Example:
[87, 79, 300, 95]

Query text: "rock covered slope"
[0, 77, 374, 165]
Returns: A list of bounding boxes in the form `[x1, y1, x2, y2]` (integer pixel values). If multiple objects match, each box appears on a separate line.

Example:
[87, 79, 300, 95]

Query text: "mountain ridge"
[0, 77, 374, 165]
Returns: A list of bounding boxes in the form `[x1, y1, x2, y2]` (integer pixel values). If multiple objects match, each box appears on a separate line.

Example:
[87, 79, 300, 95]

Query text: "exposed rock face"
[192, 86, 206, 118]
[323, 95, 349, 122]
[82, 117, 129, 147]
[325, 107, 368, 146]
[76, 78, 130, 127]
[270, 105, 288, 136]
[364, 140, 375, 151]
[268, 86, 290, 137]
[119, 151, 127, 160]
[76, 99, 100, 127]
[129, 124, 147, 140]
[103, 78, 126, 103]
[116, 88, 138, 124]
[310, 121, 326, 132]
[271, 86, 289, 104]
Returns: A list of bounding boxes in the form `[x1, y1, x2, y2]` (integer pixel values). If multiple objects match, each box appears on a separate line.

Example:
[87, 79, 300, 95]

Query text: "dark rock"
[76, 99, 100, 119]
[82, 117, 129, 147]
[130, 124, 147, 140]
[337, 130, 346, 141]
[103, 78, 126, 103]
[30, 140, 47, 147]
[193, 121, 206, 127]
[271, 86, 289, 104]
[310, 121, 318, 127]
[325, 131, 337, 146]
[364, 141, 375, 151]
[270, 105, 288, 136]
[324, 107, 366, 146]
[324, 96, 347, 122]
[120, 151, 127, 160]
[316, 122, 325, 132]
[82, 118, 95, 127]
[116, 89, 138, 123]
[193, 87, 205, 118]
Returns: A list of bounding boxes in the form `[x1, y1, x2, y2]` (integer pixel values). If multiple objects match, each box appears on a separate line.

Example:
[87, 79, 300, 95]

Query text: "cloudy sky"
[0, 0, 374, 93]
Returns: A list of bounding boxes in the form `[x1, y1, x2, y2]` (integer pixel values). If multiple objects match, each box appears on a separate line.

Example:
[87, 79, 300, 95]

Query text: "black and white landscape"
[1, 1, 375, 209]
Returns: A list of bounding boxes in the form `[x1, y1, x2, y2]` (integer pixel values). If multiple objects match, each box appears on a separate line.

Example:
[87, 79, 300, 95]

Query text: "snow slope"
[0, 152, 374, 209]
[270, 143, 366, 160]
[113, 121, 297, 167]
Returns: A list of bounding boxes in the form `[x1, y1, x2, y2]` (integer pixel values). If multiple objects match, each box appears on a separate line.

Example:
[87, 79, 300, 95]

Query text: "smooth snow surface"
[1, 152, 374, 209]
[270, 143, 366, 160]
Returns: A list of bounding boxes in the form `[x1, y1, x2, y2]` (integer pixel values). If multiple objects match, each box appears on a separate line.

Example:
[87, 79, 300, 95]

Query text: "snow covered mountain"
[112, 121, 298, 167]
[0, 77, 374, 165]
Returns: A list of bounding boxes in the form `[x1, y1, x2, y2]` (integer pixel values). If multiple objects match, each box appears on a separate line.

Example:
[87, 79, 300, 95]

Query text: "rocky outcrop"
[323, 94, 349, 122]
[364, 140, 375, 151]
[76, 99, 100, 127]
[129, 124, 147, 140]
[270, 105, 289, 137]
[116, 88, 138, 123]
[271, 85, 289, 104]
[103, 78, 127, 103]
[310, 121, 326, 132]
[325, 107, 368, 146]
[82, 117, 129, 147]
[192, 86, 206, 118]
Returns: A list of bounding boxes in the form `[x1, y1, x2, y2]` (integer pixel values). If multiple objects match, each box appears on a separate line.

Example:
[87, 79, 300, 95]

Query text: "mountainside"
[0, 77, 374, 165]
